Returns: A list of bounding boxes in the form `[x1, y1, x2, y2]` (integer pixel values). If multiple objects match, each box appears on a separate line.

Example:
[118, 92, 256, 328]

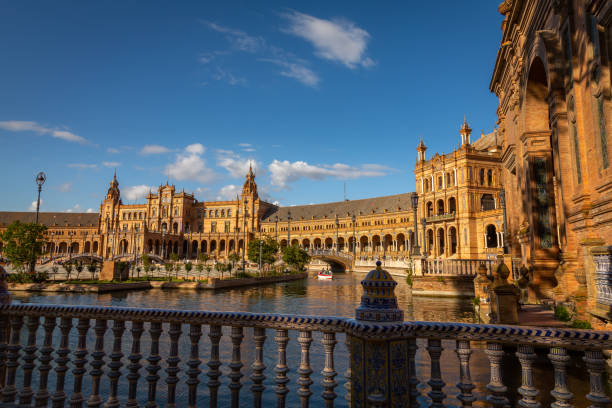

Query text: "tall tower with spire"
[100, 171, 122, 233]
[417, 137, 427, 162]
[460, 117, 472, 146]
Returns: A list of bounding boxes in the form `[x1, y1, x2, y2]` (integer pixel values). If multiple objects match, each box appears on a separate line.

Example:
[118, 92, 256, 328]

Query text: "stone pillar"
[491, 257, 520, 325]
[474, 263, 492, 323]
[349, 261, 408, 407]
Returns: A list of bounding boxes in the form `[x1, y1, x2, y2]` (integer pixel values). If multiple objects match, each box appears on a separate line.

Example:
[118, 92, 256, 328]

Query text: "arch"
[191, 240, 198, 257]
[57, 242, 67, 254]
[359, 236, 368, 252]
[383, 234, 393, 252]
[314, 238, 322, 249]
[155, 240, 160, 255]
[71, 242, 80, 254]
[291, 239, 299, 247]
[148, 239, 154, 253]
[173, 222, 178, 234]
[84, 241, 91, 253]
[302, 238, 310, 249]
[173, 241, 179, 255]
[210, 240, 217, 254]
[427, 230, 434, 256]
[183, 240, 188, 257]
[486, 224, 498, 248]
[280, 239, 288, 248]
[525, 56, 550, 132]
[161, 222, 168, 232]
[238, 239, 244, 252]
[229, 239, 235, 252]
[324, 237, 333, 249]
[92, 241, 99, 254]
[426, 201, 434, 217]
[372, 235, 381, 252]
[219, 239, 226, 252]
[396, 233, 405, 252]
[437, 228, 445, 256]
[201, 240, 207, 253]
[347, 236, 355, 252]
[337, 237, 345, 251]
[448, 197, 456, 214]
[119, 239, 128, 254]
[437, 199, 445, 215]
[449, 227, 457, 255]
[481, 194, 496, 211]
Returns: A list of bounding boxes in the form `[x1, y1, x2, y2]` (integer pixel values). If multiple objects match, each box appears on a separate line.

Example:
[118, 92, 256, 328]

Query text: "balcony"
[425, 212, 455, 223]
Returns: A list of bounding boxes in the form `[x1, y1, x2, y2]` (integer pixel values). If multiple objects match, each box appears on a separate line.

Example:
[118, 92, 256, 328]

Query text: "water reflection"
[11, 272, 595, 406]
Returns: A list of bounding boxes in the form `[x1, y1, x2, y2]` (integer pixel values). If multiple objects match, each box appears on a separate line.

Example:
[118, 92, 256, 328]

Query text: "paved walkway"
[518, 304, 566, 327]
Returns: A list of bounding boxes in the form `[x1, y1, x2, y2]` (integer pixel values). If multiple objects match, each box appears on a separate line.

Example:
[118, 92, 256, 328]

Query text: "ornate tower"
[460, 117, 472, 146]
[417, 138, 427, 162]
[240, 163, 259, 235]
[100, 171, 121, 233]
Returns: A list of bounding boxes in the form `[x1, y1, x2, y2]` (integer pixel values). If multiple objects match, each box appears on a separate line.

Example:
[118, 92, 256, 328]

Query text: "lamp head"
[36, 171, 46, 187]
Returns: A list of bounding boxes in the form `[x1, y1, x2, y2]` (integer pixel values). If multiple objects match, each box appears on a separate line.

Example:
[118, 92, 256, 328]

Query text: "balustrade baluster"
[87, 319, 107, 408]
[548, 346, 573, 407]
[455, 340, 475, 406]
[250, 327, 266, 408]
[105, 320, 125, 408]
[274, 329, 290, 408]
[407, 337, 419, 406]
[516, 345, 540, 408]
[583, 350, 610, 408]
[35, 316, 56, 407]
[427, 338, 445, 407]
[145, 321, 162, 408]
[166, 322, 182, 407]
[19, 315, 39, 405]
[2, 315, 23, 403]
[485, 342, 509, 408]
[207, 325, 222, 408]
[126, 321, 144, 408]
[297, 331, 313, 408]
[69, 318, 90, 408]
[186, 324, 202, 408]
[344, 335, 351, 406]
[228, 326, 244, 408]
[52, 317, 72, 408]
[321, 332, 338, 407]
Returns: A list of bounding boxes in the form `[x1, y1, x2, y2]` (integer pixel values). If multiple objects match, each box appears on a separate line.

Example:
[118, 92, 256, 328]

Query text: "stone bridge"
[308, 249, 353, 271]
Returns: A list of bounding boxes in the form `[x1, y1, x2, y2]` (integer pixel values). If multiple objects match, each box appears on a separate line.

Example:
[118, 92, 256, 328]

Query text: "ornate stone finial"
[355, 261, 403, 322]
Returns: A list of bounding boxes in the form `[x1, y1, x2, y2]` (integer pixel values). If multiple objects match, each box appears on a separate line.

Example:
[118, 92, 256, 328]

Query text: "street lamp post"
[421, 218, 427, 257]
[242, 198, 247, 271]
[500, 188, 508, 254]
[411, 192, 420, 256]
[287, 210, 292, 247]
[352, 214, 356, 259]
[259, 239, 263, 276]
[335, 214, 339, 254]
[68, 231, 74, 263]
[35, 172, 46, 224]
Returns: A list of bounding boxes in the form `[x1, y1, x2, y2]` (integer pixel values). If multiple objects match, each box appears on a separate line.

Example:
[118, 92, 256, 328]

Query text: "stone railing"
[425, 212, 456, 223]
[309, 249, 353, 261]
[421, 258, 495, 276]
[0, 264, 611, 407]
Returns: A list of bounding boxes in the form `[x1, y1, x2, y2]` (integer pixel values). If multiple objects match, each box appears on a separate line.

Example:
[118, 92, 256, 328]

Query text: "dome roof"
[355, 261, 403, 322]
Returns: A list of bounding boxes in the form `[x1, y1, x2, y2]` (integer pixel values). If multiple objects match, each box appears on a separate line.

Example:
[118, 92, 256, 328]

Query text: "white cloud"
[216, 184, 241, 200]
[65, 204, 82, 213]
[57, 182, 72, 192]
[68, 163, 97, 169]
[29, 199, 42, 211]
[238, 143, 252, 147]
[243, 147, 256, 152]
[282, 11, 374, 69]
[102, 161, 121, 168]
[140, 144, 171, 155]
[107, 147, 121, 154]
[217, 150, 258, 178]
[204, 21, 266, 53]
[261, 59, 320, 87]
[86, 208, 95, 213]
[0, 120, 88, 144]
[123, 185, 153, 201]
[268, 159, 390, 189]
[166, 144, 217, 183]
[212, 67, 247, 86]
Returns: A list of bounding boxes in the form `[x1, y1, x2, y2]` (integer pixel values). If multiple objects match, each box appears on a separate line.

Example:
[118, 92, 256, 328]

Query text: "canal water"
[12, 272, 595, 407]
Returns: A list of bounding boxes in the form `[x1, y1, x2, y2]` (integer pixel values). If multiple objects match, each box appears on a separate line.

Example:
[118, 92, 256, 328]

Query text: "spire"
[459, 116, 472, 146]
[417, 136, 427, 162]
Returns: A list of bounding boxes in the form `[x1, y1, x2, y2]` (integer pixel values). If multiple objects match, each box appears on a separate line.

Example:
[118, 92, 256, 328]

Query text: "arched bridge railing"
[40, 253, 103, 264]
[308, 249, 353, 262]
[0, 303, 610, 407]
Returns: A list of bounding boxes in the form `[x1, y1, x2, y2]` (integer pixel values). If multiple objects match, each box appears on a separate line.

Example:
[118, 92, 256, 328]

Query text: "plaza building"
[490, 0, 612, 320]
[0, 123, 505, 272]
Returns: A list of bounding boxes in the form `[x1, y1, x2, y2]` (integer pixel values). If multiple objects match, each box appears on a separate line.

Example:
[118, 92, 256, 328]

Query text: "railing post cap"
[355, 260, 404, 322]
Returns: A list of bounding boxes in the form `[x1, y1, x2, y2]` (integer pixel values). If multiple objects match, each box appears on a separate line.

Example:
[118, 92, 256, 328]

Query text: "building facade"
[490, 0, 612, 319]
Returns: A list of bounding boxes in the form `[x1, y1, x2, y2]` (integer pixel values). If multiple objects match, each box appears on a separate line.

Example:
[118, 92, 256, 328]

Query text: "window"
[487, 169, 493, 186]
[211, 222, 217, 233]
[438, 176, 443, 189]
[224, 221, 230, 233]
[479, 169, 485, 185]
[228, 209, 232, 217]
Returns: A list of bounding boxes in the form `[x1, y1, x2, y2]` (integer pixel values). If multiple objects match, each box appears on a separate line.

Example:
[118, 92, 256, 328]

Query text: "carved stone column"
[349, 261, 408, 407]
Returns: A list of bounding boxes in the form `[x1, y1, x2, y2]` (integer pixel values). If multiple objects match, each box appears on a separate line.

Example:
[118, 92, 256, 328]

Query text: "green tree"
[75, 262, 84, 280]
[217, 262, 226, 279]
[141, 254, 151, 272]
[184, 261, 193, 278]
[169, 253, 179, 262]
[205, 265, 212, 280]
[63, 262, 73, 280]
[282, 245, 311, 272]
[228, 252, 240, 272]
[198, 253, 209, 264]
[196, 263, 204, 279]
[247, 237, 279, 271]
[164, 262, 173, 279]
[0, 221, 47, 272]
[87, 262, 97, 279]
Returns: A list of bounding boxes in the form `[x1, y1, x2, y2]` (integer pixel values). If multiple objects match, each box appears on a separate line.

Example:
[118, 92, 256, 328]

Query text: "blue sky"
[0, 1, 504, 212]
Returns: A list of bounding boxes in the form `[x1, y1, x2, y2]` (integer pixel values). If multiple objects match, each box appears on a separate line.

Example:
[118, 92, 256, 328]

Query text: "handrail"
[3, 303, 611, 349]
